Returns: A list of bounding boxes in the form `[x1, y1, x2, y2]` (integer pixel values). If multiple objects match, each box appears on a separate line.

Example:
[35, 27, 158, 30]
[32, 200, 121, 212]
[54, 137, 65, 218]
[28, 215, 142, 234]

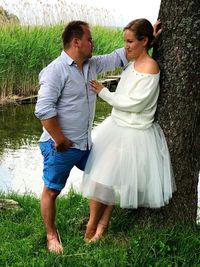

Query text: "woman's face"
[123, 29, 146, 60]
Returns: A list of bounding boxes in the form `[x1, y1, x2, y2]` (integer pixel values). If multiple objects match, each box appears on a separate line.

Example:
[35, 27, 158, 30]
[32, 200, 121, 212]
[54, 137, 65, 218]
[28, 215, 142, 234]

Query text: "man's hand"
[54, 136, 73, 152]
[41, 117, 74, 152]
[153, 19, 162, 39]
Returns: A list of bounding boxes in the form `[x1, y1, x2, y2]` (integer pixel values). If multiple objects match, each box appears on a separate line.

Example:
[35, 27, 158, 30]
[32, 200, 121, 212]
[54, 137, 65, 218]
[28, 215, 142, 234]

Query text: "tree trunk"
[149, 0, 200, 225]
[130, 0, 199, 226]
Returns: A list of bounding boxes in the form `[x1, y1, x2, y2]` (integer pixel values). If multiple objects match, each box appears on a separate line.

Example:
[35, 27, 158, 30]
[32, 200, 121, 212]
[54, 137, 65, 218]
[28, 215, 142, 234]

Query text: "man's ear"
[72, 37, 81, 48]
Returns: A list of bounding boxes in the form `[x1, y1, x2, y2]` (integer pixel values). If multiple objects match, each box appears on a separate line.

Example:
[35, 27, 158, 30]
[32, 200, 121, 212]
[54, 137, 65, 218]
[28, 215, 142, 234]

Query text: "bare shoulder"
[143, 58, 160, 74]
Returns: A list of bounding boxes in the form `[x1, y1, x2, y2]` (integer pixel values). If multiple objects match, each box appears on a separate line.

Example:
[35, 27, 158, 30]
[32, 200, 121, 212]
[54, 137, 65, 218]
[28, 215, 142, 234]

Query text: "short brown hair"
[62, 20, 89, 48]
[124, 19, 155, 49]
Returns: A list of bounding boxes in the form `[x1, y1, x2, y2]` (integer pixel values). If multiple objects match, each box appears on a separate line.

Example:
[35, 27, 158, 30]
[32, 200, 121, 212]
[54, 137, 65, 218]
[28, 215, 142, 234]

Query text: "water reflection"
[0, 100, 111, 196]
[0, 104, 41, 155]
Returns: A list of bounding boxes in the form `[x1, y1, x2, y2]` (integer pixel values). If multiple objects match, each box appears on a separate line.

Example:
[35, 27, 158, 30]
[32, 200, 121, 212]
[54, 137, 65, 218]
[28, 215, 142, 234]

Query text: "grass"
[0, 24, 124, 99]
[0, 192, 200, 267]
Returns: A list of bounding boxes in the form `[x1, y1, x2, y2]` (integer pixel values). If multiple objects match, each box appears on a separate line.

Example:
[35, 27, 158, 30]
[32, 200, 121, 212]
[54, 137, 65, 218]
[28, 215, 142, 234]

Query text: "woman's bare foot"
[47, 231, 63, 254]
[84, 224, 97, 242]
[89, 223, 108, 242]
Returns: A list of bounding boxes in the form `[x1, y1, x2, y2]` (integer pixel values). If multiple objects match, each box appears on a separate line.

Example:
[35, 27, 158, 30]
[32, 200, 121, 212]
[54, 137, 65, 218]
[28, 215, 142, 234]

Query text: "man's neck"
[64, 49, 84, 70]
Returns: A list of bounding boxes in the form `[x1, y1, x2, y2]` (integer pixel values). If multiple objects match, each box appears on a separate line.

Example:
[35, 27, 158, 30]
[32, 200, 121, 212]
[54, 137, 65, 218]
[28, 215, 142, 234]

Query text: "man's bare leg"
[41, 185, 63, 253]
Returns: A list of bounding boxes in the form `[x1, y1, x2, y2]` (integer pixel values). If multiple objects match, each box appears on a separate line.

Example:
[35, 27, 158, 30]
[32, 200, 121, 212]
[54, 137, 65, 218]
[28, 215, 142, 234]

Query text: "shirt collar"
[61, 50, 75, 66]
[60, 50, 90, 68]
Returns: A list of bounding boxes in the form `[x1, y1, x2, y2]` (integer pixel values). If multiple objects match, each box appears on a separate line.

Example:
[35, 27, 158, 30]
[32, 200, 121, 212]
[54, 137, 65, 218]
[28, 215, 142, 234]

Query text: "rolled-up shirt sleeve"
[35, 65, 64, 120]
[98, 75, 159, 113]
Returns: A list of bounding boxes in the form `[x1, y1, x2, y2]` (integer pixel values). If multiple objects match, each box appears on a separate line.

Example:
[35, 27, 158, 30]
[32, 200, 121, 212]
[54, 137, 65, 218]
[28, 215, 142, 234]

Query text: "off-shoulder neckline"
[132, 62, 160, 76]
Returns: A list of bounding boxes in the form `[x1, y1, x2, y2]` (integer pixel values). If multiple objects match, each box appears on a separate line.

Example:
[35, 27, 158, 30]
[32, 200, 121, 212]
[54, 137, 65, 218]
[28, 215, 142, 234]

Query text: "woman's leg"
[84, 199, 106, 241]
[90, 205, 114, 242]
[84, 184, 115, 241]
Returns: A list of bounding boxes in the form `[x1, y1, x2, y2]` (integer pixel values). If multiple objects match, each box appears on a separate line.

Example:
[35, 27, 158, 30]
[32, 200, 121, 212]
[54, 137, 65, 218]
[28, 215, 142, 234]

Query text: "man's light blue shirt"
[35, 48, 127, 150]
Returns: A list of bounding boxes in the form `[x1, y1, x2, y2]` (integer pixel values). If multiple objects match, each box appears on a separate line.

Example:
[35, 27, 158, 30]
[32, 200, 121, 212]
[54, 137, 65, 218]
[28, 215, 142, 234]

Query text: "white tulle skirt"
[81, 116, 176, 208]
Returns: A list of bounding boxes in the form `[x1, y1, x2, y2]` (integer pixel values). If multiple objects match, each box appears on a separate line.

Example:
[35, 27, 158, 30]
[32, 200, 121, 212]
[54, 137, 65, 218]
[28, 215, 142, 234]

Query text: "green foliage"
[0, 25, 123, 98]
[92, 26, 123, 55]
[0, 192, 199, 267]
[0, 24, 64, 97]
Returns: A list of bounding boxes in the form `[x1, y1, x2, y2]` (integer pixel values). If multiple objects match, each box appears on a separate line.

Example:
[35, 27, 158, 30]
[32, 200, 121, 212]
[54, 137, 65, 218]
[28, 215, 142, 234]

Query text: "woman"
[81, 18, 176, 242]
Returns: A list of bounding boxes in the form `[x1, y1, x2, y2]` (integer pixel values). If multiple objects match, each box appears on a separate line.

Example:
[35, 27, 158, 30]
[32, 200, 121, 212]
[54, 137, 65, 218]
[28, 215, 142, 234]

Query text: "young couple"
[35, 19, 176, 254]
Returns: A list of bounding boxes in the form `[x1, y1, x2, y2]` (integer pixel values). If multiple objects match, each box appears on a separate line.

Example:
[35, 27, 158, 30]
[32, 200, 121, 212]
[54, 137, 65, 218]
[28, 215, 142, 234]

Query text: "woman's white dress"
[81, 62, 176, 208]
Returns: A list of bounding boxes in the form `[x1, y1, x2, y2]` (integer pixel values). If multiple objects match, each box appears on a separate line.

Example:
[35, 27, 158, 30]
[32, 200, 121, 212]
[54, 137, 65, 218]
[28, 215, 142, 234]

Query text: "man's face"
[78, 26, 94, 60]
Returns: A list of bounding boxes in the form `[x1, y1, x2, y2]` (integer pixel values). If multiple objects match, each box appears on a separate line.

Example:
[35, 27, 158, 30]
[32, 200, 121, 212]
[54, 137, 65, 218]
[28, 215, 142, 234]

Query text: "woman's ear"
[142, 37, 148, 48]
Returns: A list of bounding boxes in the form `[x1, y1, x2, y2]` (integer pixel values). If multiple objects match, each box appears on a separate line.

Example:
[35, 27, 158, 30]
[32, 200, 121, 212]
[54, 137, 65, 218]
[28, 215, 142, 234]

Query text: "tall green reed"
[0, 24, 123, 99]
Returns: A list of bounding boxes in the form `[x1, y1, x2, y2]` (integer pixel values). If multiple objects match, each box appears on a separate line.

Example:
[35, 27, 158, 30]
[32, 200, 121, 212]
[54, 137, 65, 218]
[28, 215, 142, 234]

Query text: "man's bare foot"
[89, 223, 108, 243]
[47, 231, 63, 254]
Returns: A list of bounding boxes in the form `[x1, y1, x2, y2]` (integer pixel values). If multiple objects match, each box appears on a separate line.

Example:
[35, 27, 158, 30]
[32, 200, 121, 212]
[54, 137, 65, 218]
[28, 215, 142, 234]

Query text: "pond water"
[0, 102, 199, 220]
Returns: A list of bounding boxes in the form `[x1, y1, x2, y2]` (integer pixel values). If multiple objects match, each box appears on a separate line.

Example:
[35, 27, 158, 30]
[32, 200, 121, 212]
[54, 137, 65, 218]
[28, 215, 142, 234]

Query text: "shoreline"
[0, 95, 37, 106]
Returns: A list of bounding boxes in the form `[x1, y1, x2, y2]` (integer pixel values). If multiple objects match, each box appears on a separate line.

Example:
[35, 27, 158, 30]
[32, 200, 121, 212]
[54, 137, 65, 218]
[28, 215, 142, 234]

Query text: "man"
[35, 20, 128, 254]
[35, 20, 161, 254]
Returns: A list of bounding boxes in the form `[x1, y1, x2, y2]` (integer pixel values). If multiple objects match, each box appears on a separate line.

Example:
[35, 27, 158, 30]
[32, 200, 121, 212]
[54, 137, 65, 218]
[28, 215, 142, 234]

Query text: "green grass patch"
[0, 192, 200, 267]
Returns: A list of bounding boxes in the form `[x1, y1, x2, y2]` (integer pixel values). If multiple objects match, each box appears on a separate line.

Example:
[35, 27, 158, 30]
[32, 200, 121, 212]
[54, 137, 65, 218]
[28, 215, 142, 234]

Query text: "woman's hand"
[153, 19, 162, 39]
[89, 80, 104, 94]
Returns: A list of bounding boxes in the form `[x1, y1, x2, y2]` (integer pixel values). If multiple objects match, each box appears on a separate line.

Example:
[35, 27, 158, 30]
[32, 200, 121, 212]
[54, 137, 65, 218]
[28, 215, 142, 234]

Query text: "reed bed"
[0, 0, 119, 27]
[0, 24, 123, 99]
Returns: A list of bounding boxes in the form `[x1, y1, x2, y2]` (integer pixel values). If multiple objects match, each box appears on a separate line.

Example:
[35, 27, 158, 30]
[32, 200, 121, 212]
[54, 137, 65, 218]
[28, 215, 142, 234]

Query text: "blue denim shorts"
[39, 139, 90, 191]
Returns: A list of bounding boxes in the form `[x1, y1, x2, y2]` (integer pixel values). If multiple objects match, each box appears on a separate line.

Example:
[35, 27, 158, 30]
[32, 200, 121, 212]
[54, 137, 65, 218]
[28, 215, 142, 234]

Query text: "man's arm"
[93, 48, 128, 74]
[41, 117, 73, 152]
[35, 64, 73, 151]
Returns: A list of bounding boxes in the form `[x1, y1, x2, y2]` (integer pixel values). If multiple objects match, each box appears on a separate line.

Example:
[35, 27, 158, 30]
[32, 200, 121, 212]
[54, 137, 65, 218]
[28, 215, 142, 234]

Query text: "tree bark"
[149, 0, 200, 225]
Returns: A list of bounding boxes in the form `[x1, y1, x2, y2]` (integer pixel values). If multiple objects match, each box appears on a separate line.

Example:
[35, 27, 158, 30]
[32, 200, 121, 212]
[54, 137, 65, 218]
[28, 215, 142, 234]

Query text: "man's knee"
[43, 186, 60, 199]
